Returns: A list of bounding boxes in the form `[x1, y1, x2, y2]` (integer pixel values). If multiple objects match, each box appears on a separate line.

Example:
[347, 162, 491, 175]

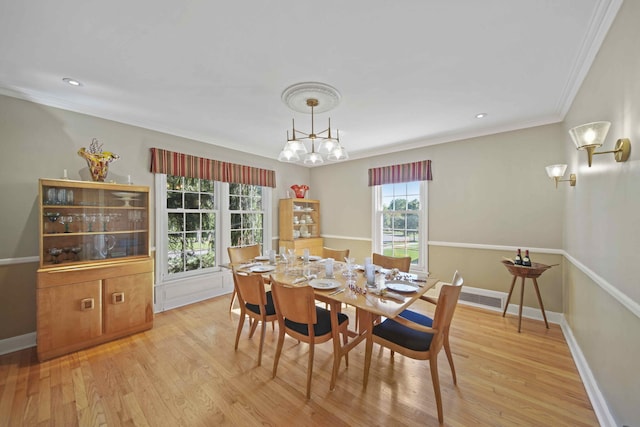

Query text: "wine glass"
[48, 247, 63, 264]
[59, 215, 73, 233]
[62, 247, 71, 261]
[343, 257, 356, 278]
[71, 246, 83, 261]
[44, 212, 60, 233]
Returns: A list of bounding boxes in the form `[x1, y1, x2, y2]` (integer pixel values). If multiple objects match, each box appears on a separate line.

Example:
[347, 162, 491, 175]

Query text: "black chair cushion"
[245, 290, 276, 316]
[373, 309, 434, 352]
[285, 307, 348, 336]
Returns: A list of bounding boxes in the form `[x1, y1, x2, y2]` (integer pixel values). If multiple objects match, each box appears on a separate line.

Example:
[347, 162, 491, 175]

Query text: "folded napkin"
[373, 289, 406, 303]
[293, 274, 317, 284]
[238, 262, 259, 270]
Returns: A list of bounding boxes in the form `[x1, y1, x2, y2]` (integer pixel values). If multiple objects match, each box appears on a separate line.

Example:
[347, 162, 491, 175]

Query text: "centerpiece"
[78, 138, 119, 182]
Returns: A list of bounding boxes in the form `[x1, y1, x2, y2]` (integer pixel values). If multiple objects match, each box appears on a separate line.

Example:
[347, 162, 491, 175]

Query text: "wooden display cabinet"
[36, 178, 153, 361]
[279, 198, 323, 256]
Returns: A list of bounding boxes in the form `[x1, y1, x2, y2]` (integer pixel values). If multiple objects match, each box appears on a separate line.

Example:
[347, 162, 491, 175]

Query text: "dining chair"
[322, 247, 350, 261]
[363, 271, 464, 424]
[372, 253, 412, 272]
[227, 244, 262, 311]
[270, 278, 349, 399]
[232, 271, 277, 366]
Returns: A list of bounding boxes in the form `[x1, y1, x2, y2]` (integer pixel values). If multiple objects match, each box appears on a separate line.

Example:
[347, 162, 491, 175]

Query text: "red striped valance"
[150, 148, 276, 188]
[368, 160, 432, 186]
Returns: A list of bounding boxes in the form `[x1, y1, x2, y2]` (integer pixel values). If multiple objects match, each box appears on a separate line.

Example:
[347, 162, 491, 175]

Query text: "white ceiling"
[0, 1, 622, 163]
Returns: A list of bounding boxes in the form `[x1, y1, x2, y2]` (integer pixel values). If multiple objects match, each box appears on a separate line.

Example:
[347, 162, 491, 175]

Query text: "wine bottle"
[514, 249, 523, 265]
[522, 250, 532, 267]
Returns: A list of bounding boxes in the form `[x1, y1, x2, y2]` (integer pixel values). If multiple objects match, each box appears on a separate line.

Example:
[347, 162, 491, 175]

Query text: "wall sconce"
[568, 121, 631, 167]
[545, 164, 576, 188]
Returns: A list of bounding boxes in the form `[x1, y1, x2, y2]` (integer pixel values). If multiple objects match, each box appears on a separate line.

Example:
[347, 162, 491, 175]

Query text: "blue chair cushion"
[373, 309, 434, 352]
[285, 307, 348, 336]
[245, 290, 276, 316]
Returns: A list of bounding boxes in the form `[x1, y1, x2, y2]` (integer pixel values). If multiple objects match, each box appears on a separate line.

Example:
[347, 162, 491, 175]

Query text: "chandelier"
[278, 82, 349, 165]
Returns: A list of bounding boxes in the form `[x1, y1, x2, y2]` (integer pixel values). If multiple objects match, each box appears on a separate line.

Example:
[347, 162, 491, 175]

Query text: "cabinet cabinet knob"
[111, 292, 125, 304]
[80, 298, 95, 311]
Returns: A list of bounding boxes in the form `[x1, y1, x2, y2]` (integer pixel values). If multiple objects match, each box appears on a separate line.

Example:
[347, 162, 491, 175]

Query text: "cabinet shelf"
[43, 229, 148, 237]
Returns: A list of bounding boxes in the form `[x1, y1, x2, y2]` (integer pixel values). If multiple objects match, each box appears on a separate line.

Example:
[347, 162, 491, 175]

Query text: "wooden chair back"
[322, 247, 350, 261]
[270, 280, 317, 330]
[233, 271, 267, 309]
[372, 253, 411, 272]
[228, 244, 261, 264]
[430, 272, 464, 354]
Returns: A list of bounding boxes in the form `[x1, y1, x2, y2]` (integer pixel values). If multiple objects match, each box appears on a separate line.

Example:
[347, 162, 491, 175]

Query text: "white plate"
[355, 264, 381, 272]
[308, 255, 322, 261]
[385, 280, 418, 293]
[249, 265, 276, 273]
[254, 255, 270, 261]
[309, 278, 341, 290]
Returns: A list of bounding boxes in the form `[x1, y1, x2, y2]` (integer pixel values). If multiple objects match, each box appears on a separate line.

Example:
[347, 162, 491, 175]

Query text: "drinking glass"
[343, 257, 356, 278]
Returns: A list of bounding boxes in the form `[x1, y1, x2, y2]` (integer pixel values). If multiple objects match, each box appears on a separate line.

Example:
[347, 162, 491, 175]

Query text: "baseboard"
[560, 316, 616, 427]
[0, 332, 36, 356]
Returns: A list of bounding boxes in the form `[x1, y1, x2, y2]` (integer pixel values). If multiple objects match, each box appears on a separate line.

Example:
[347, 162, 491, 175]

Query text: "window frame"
[155, 174, 272, 284]
[372, 181, 428, 274]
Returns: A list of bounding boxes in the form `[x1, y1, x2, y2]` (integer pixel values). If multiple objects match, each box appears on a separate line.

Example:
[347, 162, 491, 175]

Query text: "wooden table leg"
[518, 276, 525, 333]
[362, 311, 374, 388]
[329, 301, 342, 391]
[502, 275, 517, 317]
[532, 278, 549, 329]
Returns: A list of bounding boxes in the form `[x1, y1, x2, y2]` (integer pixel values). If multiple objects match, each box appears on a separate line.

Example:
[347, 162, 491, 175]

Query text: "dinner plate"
[254, 255, 270, 261]
[385, 280, 418, 293]
[308, 255, 322, 261]
[249, 265, 276, 273]
[309, 278, 341, 290]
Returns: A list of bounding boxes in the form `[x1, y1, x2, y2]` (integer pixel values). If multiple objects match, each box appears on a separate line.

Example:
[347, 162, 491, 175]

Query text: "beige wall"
[0, 94, 310, 339]
[561, 0, 640, 423]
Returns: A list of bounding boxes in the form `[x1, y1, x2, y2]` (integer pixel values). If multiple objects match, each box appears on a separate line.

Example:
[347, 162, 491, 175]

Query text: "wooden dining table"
[235, 259, 439, 390]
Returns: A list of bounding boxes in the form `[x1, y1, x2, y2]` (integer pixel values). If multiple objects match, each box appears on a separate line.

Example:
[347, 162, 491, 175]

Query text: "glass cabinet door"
[39, 178, 150, 268]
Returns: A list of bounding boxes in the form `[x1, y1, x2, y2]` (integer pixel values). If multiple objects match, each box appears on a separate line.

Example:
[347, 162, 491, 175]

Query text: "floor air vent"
[458, 290, 503, 309]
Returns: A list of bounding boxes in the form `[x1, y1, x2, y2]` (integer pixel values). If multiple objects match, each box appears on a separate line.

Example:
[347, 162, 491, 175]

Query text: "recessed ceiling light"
[62, 77, 82, 87]
[475, 113, 487, 119]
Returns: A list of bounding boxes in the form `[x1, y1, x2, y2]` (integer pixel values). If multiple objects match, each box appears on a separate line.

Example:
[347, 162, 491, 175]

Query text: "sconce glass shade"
[545, 164, 568, 178]
[277, 144, 301, 162]
[327, 144, 349, 161]
[569, 121, 611, 149]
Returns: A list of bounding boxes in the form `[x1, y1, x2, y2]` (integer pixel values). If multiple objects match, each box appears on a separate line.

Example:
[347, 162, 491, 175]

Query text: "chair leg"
[430, 353, 444, 424]
[443, 331, 457, 384]
[248, 317, 259, 338]
[234, 312, 245, 350]
[229, 289, 237, 311]
[342, 326, 349, 367]
[306, 343, 315, 399]
[272, 329, 285, 379]
[257, 317, 266, 366]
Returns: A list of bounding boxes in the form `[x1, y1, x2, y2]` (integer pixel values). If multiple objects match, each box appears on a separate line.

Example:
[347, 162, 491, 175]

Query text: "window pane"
[167, 175, 183, 191]
[184, 193, 199, 209]
[168, 213, 184, 232]
[185, 213, 200, 231]
[184, 178, 199, 192]
[202, 213, 215, 230]
[200, 179, 214, 192]
[229, 195, 240, 210]
[200, 193, 214, 209]
[167, 192, 182, 209]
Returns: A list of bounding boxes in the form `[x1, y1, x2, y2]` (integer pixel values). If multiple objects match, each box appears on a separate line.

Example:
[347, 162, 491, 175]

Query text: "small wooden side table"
[501, 260, 554, 332]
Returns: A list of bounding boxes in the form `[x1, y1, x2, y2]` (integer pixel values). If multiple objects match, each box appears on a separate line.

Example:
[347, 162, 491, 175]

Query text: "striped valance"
[368, 160, 432, 186]
[150, 148, 276, 188]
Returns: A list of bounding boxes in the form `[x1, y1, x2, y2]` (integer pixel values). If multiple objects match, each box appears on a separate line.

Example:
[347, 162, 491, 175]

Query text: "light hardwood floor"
[0, 295, 599, 426]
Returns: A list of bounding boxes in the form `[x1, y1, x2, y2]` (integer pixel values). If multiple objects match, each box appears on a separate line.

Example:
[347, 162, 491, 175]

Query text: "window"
[229, 183, 265, 251]
[166, 176, 217, 275]
[156, 175, 271, 282]
[372, 181, 428, 273]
